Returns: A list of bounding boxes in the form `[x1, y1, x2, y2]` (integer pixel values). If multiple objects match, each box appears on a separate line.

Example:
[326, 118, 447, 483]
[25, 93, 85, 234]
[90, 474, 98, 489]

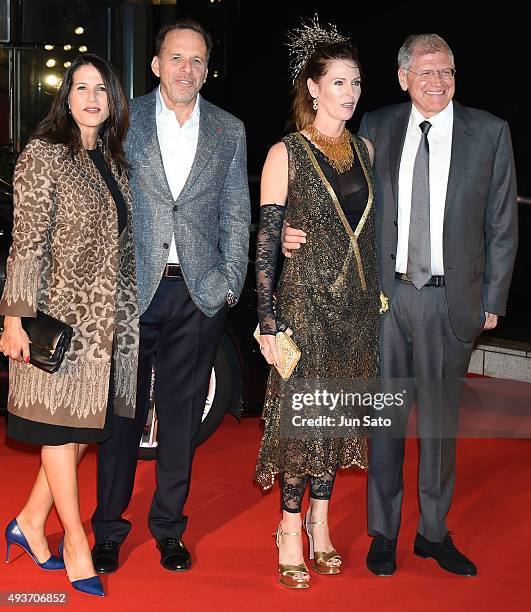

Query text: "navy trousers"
[92, 277, 226, 542]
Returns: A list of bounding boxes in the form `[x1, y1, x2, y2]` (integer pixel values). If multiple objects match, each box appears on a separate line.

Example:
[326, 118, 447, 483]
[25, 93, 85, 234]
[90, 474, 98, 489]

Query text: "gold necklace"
[306, 124, 354, 174]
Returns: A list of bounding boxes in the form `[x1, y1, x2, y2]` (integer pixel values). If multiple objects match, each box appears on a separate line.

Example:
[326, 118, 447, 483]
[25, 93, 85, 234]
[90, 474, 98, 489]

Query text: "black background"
[198, 1, 526, 192]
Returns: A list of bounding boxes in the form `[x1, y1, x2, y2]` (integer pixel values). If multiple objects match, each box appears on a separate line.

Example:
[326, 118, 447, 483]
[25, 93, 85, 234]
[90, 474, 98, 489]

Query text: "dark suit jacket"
[359, 101, 518, 342]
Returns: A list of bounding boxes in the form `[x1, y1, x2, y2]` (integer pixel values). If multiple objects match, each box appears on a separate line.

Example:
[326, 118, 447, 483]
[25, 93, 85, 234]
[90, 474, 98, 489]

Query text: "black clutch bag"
[0, 310, 73, 374]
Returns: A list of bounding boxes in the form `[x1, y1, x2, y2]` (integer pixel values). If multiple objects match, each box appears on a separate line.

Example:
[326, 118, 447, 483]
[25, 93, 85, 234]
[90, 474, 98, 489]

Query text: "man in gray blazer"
[92, 19, 250, 573]
[283, 34, 517, 576]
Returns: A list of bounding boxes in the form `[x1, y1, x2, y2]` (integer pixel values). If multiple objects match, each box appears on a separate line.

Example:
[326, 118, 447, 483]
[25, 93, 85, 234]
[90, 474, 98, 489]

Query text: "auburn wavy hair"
[291, 41, 361, 131]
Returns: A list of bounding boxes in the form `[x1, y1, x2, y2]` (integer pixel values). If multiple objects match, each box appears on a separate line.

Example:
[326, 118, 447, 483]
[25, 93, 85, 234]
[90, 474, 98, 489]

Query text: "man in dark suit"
[283, 33, 517, 576]
[91, 20, 250, 573]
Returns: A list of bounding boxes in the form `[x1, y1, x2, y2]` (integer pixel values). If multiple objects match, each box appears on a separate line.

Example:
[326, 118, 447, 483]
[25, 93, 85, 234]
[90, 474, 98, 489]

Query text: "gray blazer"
[359, 101, 518, 342]
[125, 90, 251, 316]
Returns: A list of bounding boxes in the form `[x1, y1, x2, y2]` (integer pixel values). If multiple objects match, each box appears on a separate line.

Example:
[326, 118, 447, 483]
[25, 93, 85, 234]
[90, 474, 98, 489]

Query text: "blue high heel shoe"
[71, 576, 105, 597]
[5, 519, 64, 570]
[58, 540, 104, 597]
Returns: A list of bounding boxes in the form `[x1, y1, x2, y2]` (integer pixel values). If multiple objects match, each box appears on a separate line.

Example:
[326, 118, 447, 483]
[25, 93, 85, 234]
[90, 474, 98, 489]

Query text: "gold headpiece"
[286, 14, 349, 84]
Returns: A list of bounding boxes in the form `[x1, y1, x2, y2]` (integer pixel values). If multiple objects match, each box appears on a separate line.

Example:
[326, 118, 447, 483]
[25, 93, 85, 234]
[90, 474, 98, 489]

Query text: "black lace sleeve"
[255, 203, 286, 335]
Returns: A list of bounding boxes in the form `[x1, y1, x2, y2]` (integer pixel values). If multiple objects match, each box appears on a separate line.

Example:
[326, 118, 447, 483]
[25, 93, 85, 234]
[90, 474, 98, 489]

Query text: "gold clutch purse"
[253, 324, 301, 380]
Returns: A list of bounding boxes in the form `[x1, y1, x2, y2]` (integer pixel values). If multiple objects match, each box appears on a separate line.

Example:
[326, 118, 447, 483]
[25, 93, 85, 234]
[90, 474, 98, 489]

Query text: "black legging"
[280, 471, 337, 513]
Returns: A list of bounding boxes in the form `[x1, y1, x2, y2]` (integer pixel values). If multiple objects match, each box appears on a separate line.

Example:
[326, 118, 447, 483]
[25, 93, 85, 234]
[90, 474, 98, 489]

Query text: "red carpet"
[1, 415, 530, 611]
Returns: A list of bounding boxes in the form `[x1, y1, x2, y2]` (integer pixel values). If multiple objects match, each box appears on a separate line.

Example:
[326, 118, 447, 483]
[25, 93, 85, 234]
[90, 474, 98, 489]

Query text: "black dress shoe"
[156, 537, 191, 572]
[414, 533, 477, 576]
[92, 540, 120, 574]
[366, 534, 397, 576]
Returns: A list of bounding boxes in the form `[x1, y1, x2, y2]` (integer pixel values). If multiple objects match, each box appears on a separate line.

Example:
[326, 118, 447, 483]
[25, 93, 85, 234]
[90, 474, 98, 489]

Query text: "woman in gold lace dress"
[254, 20, 379, 588]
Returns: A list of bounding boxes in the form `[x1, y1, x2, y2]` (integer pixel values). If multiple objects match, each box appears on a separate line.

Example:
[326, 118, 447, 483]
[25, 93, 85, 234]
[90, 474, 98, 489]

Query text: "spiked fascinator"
[286, 14, 349, 83]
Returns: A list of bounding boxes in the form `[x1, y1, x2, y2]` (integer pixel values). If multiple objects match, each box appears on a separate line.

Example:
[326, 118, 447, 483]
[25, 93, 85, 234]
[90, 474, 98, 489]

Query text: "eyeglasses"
[404, 67, 456, 81]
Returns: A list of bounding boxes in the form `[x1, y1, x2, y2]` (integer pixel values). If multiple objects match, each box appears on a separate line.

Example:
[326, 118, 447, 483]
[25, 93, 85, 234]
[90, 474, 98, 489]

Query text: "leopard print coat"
[0, 138, 139, 428]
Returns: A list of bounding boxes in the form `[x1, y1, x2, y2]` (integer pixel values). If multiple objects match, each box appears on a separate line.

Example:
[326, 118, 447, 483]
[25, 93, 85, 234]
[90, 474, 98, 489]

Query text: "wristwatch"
[226, 290, 238, 307]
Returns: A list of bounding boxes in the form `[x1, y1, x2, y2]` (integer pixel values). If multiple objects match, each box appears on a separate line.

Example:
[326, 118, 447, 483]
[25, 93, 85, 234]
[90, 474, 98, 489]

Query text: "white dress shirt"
[156, 87, 201, 264]
[396, 101, 453, 275]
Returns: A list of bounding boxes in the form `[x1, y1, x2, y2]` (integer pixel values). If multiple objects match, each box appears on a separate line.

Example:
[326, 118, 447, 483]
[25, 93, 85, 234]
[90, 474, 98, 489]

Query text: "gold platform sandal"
[275, 523, 310, 589]
[303, 513, 342, 575]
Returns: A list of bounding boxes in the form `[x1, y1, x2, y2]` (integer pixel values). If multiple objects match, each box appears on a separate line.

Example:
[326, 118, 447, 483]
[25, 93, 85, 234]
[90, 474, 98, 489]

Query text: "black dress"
[7, 147, 127, 446]
[303, 135, 369, 230]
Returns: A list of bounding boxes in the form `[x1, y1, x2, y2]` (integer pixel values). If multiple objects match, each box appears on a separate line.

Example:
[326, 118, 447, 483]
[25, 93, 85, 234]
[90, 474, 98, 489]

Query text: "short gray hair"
[398, 34, 454, 69]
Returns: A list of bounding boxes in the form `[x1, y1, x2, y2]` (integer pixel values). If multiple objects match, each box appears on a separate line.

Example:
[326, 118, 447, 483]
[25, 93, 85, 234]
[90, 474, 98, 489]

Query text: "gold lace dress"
[255, 132, 380, 490]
